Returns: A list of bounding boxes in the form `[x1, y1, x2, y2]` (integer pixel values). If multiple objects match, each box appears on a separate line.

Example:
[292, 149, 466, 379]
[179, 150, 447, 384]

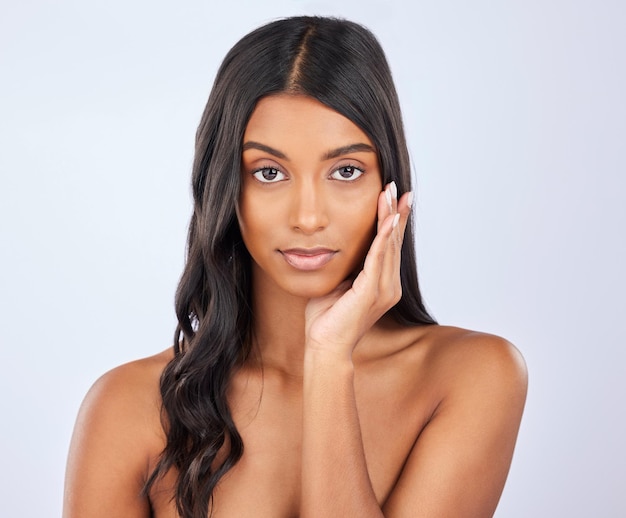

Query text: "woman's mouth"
[279, 248, 337, 271]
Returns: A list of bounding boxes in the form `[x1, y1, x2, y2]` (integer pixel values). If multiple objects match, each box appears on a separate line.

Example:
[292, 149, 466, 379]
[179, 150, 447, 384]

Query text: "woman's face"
[238, 94, 382, 299]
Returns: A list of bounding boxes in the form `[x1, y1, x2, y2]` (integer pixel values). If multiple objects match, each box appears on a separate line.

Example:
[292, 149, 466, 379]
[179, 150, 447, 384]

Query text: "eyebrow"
[242, 141, 287, 159]
[322, 143, 376, 160]
[242, 141, 376, 161]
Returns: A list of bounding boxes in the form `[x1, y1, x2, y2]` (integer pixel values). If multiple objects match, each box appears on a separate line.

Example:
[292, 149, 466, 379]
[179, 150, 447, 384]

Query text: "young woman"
[64, 16, 527, 518]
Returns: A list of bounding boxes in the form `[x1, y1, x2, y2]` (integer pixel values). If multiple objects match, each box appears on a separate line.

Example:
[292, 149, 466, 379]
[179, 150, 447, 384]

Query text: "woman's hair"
[144, 15, 436, 518]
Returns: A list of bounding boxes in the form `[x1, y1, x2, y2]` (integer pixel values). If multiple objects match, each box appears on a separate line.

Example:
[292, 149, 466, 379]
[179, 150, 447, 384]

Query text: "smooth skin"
[64, 95, 527, 517]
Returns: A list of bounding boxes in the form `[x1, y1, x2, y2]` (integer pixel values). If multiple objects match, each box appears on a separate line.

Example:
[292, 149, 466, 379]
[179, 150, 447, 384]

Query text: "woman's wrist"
[303, 345, 355, 375]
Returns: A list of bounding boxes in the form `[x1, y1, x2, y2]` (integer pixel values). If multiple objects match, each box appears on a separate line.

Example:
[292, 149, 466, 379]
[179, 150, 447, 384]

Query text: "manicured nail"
[392, 213, 400, 228]
[390, 181, 397, 200]
[385, 188, 392, 209]
[407, 191, 414, 209]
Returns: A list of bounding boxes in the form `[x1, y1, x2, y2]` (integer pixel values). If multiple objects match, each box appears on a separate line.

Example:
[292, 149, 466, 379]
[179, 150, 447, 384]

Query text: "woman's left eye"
[330, 165, 365, 181]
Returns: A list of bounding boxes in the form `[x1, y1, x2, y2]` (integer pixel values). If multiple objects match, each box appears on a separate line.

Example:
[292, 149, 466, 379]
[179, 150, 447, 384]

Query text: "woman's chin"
[282, 277, 350, 301]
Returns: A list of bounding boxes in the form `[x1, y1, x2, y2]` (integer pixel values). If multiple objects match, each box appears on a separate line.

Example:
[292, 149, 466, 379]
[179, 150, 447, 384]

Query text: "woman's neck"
[247, 271, 310, 377]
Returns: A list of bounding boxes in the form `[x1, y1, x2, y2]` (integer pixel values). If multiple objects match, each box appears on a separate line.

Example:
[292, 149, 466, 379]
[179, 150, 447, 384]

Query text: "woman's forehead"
[244, 94, 374, 147]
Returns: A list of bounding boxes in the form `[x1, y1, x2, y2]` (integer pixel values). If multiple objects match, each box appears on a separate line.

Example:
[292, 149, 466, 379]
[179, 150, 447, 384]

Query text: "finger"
[393, 190, 412, 246]
[379, 190, 412, 302]
[331, 208, 399, 336]
[372, 185, 410, 284]
[377, 182, 395, 234]
[389, 180, 398, 215]
[376, 189, 387, 234]
[353, 210, 396, 298]
[367, 185, 410, 302]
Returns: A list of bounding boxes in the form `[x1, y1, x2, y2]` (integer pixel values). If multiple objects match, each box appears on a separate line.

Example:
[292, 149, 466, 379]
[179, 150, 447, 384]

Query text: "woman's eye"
[252, 167, 286, 183]
[330, 165, 364, 181]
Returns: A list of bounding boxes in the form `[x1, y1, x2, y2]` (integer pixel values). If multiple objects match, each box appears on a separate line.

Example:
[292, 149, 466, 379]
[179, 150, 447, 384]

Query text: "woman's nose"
[289, 180, 329, 234]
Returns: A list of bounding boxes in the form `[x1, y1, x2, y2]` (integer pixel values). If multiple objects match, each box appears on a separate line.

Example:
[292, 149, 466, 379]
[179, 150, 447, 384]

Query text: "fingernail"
[390, 181, 397, 200]
[385, 188, 392, 209]
[407, 191, 414, 209]
[392, 213, 400, 228]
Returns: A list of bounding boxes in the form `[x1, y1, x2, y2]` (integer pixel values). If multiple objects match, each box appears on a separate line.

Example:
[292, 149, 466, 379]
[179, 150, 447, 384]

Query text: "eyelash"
[251, 164, 365, 184]
[330, 164, 365, 182]
[251, 166, 286, 183]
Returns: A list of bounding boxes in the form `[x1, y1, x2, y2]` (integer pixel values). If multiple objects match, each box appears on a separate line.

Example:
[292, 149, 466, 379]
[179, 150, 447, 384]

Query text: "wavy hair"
[143, 15, 436, 518]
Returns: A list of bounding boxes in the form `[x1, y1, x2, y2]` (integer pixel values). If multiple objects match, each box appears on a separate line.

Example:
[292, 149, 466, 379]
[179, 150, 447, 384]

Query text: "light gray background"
[1, 0, 624, 516]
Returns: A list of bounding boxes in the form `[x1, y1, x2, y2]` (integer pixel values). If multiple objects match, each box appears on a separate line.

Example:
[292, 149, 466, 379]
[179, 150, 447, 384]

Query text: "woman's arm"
[382, 334, 527, 517]
[301, 351, 382, 517]
[300, 183, 527, 517]
[301, 183, 407, 517]
[63, 357, 163, 518]
[302, 334, 527, 518]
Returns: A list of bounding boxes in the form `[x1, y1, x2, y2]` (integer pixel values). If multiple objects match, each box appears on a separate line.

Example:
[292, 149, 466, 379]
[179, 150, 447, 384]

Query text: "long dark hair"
[144, 15, 436, 518]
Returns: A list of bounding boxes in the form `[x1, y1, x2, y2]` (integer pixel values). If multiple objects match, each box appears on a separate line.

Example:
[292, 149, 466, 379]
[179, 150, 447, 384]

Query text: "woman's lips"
[279, 248, 337, 271]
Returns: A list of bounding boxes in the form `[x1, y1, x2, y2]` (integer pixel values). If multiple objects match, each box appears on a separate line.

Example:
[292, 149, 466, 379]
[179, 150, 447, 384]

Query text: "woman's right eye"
[252, 167, 286, 183]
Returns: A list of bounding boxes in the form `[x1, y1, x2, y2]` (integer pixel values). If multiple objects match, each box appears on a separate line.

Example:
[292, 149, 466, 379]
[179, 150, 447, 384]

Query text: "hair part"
[143, 16, 435, 518]
[286, 24, 315, 91]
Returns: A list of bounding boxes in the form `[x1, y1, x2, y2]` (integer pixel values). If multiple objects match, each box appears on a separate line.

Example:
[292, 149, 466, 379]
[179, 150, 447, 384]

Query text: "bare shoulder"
[368, 319, 527, 394]
[393, 323, 528, 409]
[422, 325, 526, 376]
[64, 348, 173, 518]
[420, 325, 528, 395]
[84, 348, 173, 411]
[76, 348, 173, 441]
[379, 325, 528, 516]
[75, 347, 175, 455]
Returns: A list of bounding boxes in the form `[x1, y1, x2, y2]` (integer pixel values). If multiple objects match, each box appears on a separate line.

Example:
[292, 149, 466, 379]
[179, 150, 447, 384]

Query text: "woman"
[64, 16, 527, 518]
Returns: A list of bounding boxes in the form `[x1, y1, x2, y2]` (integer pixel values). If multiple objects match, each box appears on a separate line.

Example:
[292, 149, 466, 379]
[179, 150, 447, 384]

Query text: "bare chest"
[151, 362, 435, 518]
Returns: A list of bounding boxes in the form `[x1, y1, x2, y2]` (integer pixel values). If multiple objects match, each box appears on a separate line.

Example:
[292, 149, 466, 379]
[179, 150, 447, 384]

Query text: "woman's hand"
[304, 181, 413, 360]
